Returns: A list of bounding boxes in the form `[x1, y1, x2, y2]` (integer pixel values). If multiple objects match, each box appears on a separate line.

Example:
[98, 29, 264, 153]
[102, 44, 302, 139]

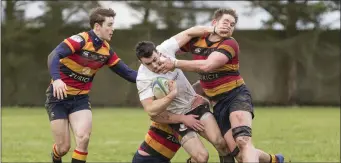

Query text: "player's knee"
[213, 137, 228, 154]
[76, 132, 91, 146]
[232, 126, 252, 150]
[193, 149, 209, 163]
[57, 143, 71, 156]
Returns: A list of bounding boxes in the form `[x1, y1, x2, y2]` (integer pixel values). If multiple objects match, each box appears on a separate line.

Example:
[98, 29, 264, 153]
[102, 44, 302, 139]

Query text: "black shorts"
[132, 150, 170, 163]
[213, 84, 254, 136]
[44, 85, 91, 121]
[169, 103, 211, 137]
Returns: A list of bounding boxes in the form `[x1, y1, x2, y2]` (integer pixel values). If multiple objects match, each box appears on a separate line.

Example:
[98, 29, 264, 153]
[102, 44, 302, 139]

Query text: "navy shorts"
[44, 85, 91, 121]
[132, 150, 170, 163]
[213, 84, 254, 136]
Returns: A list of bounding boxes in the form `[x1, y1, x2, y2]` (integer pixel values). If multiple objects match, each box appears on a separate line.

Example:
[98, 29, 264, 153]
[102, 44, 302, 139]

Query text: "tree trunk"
[286, 0, 299, 105]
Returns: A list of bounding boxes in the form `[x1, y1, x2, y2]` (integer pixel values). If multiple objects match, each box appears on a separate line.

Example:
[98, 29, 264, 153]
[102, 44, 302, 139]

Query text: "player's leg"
[181, 131, 209, 163]
[225, 85, 284, 163]
[69, 95, 92, 163]
[224, 129, 284, 163]
[194, 105, 234, 163]
[45, 87, 71, 163]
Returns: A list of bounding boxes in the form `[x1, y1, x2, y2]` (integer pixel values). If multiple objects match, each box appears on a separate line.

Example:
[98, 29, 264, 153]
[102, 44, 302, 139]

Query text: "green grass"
[1, 107, 340, 162]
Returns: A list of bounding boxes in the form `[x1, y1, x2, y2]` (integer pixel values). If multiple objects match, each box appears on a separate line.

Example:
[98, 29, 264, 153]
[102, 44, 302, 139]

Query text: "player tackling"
[158, 8, 285, 163]
[134, 26, 238, 163]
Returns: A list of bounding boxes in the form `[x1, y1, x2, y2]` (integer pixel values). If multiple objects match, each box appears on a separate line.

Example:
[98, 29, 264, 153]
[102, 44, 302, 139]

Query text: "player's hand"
[167, 80, 177, 97]
[182, 115, 204, 132]
[52, 79, 68, 100]
[158, 57, 175, 74]
[214, 26, 230, 38]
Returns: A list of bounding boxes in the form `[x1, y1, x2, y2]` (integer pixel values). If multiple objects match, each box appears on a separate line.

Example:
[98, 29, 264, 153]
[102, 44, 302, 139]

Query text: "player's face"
[98, 17, 115, 41]
[213, 14, 236, 37]
[140, 51, 161, 73]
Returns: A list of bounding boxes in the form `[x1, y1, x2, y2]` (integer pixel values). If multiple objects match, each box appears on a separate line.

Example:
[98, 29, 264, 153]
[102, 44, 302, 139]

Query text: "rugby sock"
[71, 149, 88, 163]
[52, 144, 62, 163]
[269, 154, 276, 163]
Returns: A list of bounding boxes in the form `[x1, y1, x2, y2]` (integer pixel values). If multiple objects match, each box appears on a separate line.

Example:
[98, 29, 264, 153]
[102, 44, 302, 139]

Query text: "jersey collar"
[88, 30, 103, 50]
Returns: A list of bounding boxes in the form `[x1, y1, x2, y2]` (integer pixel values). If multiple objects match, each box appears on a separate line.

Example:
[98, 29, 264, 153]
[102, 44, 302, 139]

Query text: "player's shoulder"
[137, 64, 155, 81]
[220, 37, 239, 46]
[68, 31, 88, 43]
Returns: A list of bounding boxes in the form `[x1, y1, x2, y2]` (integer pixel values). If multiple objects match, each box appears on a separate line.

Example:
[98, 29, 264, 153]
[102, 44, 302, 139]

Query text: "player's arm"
[138, 80, 177, 117]
[48, 35, 85, 80]
[150, 111, 204, 131]
[107, 49, 137, 83]
[156, 26, 215, 59]
[173, 39, 238, 73]
[150, 111, 187, 124]
[140, 90, 177, 117]
[172, 26, 214, 49]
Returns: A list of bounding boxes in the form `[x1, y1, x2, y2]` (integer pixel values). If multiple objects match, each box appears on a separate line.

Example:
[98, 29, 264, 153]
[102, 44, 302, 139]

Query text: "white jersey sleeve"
[136, 65, 155, 101]
[156, 37, 179, 58]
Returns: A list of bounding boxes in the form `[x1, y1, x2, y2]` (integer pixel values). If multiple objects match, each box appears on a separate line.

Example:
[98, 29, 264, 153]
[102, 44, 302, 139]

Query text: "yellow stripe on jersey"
[60, 57, 97, 76]
[218, 44, 236, 58]
[63, 39, 75, 53]
[145, 134, 175, 159]
[50, 79, 90, 95]
[213, 64, 239, 72]
[151, 122, 174, 135]
[203, 79, 244, 97]
[108, 58, 121, 67]
[82, 42, 110, 56]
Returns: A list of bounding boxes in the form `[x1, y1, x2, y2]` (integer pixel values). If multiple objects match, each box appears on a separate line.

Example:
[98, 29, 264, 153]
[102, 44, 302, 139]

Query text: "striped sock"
[269, 154, 276, 163]
[52, 144, 62, 163]
[71, 149, 88, 163]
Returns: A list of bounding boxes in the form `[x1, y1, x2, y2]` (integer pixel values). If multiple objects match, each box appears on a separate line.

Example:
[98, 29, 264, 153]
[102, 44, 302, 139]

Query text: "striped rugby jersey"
[180, 34, 244, 101]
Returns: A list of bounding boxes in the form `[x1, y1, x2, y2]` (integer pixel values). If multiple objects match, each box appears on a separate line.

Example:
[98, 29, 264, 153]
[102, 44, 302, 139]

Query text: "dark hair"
[213, 8, 238, 24]
[89, 7, 116, 29]
[135, 41, 157, 60]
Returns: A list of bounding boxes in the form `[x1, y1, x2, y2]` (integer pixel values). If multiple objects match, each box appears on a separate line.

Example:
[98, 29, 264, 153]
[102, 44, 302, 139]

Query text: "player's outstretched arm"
[150, 111, 204, 132]
[109, 60, 137, 83]
[172, 25, 229, 49]
[160, 39, 238, 73]
[107, 49, 137, 83]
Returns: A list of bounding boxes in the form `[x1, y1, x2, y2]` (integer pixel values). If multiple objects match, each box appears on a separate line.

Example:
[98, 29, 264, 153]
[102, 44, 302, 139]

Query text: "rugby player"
[158, 8, 285, 163]
[135, 26, 236, 163]
[45, 7, 137, 163]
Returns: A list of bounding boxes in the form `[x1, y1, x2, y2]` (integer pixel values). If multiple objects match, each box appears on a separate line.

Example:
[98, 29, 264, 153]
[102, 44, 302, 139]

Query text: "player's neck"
[92, 30, 104, 41]
[208, 34, 223, 42]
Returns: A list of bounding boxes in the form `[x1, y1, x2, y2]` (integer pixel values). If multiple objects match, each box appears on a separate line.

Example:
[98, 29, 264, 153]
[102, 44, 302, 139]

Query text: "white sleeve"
[156, 37, 179, 58]
[137, 79, 154, 101]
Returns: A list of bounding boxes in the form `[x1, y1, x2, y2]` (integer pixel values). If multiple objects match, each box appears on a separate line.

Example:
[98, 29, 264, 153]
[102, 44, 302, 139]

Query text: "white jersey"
[136, 37, 196, 114]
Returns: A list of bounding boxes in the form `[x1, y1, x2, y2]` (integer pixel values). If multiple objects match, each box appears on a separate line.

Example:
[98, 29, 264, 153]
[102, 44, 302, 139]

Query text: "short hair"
[89, 7, 116, 29]
[135, 41, 157, 60]
[213, 8, 238, 24]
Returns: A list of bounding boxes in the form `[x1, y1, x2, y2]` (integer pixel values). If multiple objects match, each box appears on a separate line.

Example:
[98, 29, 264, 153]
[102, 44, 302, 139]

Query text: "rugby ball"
[152, 77, 170, 99]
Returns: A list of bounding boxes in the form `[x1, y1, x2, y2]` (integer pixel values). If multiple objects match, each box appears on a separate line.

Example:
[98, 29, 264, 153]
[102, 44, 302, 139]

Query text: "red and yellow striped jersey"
[138, 122, 181, 160]
[50, 30, 121, 95]
[181, 34, 244, 101]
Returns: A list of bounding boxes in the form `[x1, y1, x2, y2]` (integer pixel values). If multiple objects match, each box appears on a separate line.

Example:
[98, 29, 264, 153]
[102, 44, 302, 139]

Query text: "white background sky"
[9, 1, 341, 30]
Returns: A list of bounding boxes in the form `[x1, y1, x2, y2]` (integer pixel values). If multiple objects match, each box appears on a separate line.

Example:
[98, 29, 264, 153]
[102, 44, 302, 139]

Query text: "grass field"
[1, 107, 340, 162]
